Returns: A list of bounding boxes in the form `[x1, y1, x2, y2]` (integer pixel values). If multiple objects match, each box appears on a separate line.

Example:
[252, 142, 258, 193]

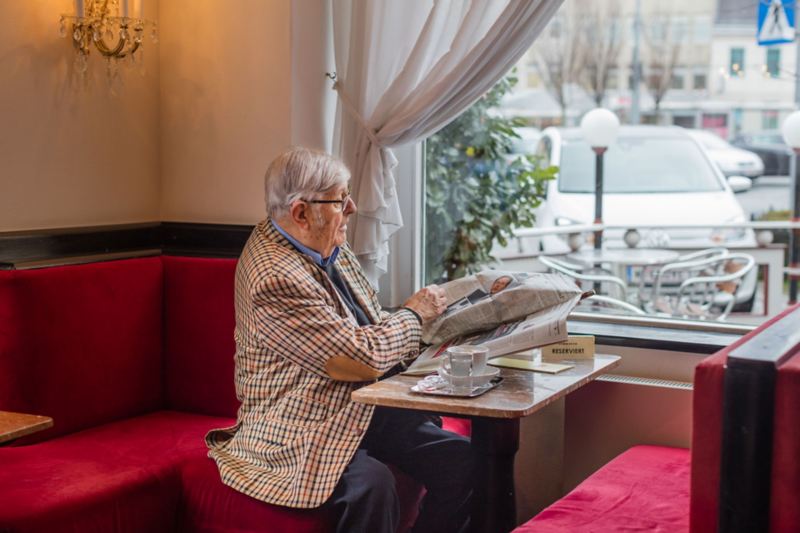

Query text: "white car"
[522, 126, 757, 308]
[687, 129, 764, 179]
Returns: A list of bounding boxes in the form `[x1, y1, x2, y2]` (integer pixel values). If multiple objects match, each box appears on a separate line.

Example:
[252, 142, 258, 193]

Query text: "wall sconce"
[59, 0, 157, 75]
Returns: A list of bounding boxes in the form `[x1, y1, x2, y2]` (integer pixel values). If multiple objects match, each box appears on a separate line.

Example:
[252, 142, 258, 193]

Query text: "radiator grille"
[597, 374, 693, 391]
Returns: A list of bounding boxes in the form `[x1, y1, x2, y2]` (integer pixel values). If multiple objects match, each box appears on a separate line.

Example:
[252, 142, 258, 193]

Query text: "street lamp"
[781, 111, 800, 304]
[580, 108, 620, 251]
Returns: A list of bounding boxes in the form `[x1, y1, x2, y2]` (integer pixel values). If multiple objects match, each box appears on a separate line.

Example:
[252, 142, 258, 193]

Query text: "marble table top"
[352, 354, 620, 419]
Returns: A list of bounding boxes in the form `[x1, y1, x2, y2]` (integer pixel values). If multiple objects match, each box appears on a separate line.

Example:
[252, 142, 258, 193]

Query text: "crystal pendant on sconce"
[58, 18, 67, 38]
[128, 51, 136, 66]
[93, 30, 101, 42]
[150, 27, 158, 44]
[120, 28, 129, 41]
[74, 53, 89, 74]
[73, 28, 82, 42]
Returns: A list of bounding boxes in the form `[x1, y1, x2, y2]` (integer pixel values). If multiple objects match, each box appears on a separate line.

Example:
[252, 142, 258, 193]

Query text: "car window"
[692, 131, 730, 150]
[558, 136, 724, 193]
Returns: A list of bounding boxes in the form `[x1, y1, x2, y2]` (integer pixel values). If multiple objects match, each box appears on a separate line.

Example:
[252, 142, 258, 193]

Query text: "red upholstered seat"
[0, 256, 472, 533]
[513, 445, 690, 533]
[0, 411, 230, 532]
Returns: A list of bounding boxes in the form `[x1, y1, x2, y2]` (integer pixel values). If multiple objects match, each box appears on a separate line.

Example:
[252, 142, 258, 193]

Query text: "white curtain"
[331, 0, 563, 285]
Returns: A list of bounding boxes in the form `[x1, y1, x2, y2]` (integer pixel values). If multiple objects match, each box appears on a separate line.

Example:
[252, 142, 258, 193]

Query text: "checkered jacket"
[205, 220, 422, 508]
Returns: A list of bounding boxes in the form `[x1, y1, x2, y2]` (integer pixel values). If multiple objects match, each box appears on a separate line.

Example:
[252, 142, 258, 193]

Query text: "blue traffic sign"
[758, 0, 795, 45]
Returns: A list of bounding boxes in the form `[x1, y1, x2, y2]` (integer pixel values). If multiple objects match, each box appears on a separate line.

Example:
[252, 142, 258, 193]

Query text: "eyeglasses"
[302, 191, 352, 212]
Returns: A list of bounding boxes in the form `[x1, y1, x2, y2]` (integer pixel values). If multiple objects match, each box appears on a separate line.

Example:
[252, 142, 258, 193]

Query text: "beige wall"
[0, 0, 161, 231]
[0, 0, 295, 231]
[158, 0, 292, 225]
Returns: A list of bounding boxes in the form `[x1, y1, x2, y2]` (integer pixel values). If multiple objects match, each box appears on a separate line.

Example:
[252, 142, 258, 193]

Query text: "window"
[670, 73, 684, 89]
[693, 72, 707, 90]
[766, 48, 781, 78]
[762, 110, 779, 130]
[730, 48, 745, 77]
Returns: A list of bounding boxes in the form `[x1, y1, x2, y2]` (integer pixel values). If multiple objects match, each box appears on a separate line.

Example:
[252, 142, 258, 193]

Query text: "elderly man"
[206, 148, 472, 533]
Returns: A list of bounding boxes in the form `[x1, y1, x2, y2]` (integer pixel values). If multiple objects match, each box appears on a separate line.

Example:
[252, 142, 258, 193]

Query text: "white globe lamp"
[782, 110, 800, 303]
[580, 108, 621, 253]
[781, 111, 800, 149]
[580, 108, 620, 149]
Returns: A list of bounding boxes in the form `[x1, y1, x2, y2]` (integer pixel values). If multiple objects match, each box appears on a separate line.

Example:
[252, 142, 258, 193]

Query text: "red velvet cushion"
[770, 344, 800, 533]
[0, 258, 163, 442]
[690, 304, 800, 533]
[514, 445, 690, 532]
[0, 411, 230, 533]
[162, 256, 239, 418]
[179, 417, 471, 533]
[180, 456, 334, 533]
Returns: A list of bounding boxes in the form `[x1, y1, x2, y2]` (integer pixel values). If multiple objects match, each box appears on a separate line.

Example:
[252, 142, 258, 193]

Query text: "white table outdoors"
[567, 248, 681, 305]
[567, 248, 680, 268]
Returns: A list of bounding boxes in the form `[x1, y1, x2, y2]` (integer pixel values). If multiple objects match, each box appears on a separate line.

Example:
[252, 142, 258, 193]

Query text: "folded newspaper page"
[422, 270, 582, 346]
[405, 271, 585, 376]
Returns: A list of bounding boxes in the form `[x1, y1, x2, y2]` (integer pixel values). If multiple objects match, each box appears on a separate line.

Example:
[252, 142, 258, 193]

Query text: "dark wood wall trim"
[0, 223, 161, 268]
[161, 222, 253, 257]
[0, 222, 255, 268]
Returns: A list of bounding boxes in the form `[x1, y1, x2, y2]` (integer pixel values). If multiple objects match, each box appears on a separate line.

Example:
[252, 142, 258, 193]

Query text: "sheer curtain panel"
[331, 0, 563, 285]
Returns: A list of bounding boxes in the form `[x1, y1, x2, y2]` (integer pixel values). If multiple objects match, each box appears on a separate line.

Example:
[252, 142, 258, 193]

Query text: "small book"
[489, 357, 574, 374]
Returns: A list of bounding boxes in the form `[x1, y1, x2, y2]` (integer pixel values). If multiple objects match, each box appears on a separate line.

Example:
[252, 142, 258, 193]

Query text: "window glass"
[766, 48, 780, 78]
[691, 130, 729, 150]
[421, 0, 792, 327]
[762, 110, 779, 130]
[693, 72, 707, 90]
[730, 48, 745, 76]
[557, 136, 723, 193]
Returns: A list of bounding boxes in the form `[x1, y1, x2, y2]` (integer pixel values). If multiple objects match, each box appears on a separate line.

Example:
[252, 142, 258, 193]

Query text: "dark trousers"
[323, 407, 473, 533]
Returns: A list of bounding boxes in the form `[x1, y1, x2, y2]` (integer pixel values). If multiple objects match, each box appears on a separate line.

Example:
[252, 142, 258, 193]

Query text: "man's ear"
[289, 201, 311, 230]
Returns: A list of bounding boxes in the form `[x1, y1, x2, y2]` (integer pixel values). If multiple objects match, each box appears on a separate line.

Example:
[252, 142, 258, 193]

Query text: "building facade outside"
[505, 0, 799, 140]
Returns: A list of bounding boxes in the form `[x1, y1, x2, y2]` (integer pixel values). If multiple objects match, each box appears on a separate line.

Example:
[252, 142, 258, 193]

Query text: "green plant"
[424, 74, 556, 283]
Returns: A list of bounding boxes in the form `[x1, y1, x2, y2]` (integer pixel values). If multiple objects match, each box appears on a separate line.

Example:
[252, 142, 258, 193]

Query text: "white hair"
[264, 147, 350, 218]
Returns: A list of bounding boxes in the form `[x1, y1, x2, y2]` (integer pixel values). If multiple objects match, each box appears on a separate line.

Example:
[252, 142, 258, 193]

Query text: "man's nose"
[344, 196, 357, 215]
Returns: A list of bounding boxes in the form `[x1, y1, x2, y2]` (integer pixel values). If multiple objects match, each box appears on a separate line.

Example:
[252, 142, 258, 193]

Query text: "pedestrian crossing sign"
[758, 0, 795, 45]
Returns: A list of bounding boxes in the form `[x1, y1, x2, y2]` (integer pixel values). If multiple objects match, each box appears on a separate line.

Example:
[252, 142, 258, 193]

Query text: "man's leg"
[362, 407, 473, 533]
[324, 449, 400, 533]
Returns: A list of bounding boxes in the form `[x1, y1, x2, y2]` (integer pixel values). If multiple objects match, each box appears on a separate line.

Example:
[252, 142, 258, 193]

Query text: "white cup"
[445, 345, 488, 374]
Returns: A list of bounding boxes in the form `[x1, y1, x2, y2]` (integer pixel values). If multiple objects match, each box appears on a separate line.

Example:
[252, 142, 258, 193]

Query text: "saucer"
[437, 366, 500, 388]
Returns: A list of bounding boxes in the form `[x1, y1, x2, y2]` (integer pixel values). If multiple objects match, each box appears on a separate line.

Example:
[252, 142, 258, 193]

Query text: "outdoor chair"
[538, 256, 629, 301]
[645, 252, 755, 321]
[578, 294, 647, 315]
[634, 247, 730, 305]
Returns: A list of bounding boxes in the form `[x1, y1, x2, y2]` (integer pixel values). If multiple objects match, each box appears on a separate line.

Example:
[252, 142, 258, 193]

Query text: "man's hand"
[402, 285, 447, 324]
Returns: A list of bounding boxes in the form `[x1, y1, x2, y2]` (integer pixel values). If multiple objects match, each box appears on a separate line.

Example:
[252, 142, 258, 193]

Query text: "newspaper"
[405, 271, 585, 376]
[422, 270, 582, 345]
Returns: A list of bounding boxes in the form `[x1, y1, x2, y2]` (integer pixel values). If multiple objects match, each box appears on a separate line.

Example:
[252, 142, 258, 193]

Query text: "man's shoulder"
[238, 222, 318, 286]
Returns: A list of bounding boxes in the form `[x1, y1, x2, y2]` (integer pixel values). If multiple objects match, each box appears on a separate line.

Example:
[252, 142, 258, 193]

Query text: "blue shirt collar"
[270, 219, 339, 267]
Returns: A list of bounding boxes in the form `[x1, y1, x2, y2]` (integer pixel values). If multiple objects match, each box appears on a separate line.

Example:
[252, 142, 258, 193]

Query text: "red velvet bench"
[0, 256, 468, 533]
[515, 304, 800, 533]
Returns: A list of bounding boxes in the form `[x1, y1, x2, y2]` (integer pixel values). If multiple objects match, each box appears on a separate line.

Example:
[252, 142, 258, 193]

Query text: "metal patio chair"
[646, 252, 755, 321]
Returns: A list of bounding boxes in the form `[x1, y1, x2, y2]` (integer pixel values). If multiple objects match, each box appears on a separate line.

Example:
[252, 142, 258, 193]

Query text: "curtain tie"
[332, 80, 382, 148]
